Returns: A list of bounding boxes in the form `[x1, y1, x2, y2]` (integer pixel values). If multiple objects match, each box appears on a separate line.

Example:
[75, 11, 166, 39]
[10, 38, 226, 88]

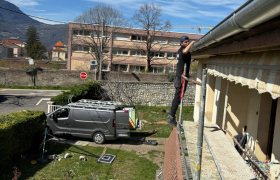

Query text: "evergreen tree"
[25, 25, 40, 54]
[27, 41, 47, 59]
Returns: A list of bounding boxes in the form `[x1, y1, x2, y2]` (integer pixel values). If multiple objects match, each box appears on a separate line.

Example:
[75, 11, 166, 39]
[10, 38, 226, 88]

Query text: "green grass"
[131, 105, 194, 138]
[0, 85, 72, 90]
[1, 142, 158, 180]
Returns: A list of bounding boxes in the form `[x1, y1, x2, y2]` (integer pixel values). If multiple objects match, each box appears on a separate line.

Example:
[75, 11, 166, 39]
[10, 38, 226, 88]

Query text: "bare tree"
[72, 4, 128, 80]
[132, 3, 171, 72]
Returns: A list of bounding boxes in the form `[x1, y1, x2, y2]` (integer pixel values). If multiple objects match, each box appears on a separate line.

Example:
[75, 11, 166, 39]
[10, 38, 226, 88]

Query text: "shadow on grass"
[0, 142, 71, 180]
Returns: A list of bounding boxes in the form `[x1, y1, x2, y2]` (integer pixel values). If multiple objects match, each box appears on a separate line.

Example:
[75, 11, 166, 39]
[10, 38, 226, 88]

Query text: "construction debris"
[79, 156, 87, 161]
[48, 154, 57, 160]
[64, 153, 71, 158]
[141, 120, 152, 124]
[154, 121, 169, 125]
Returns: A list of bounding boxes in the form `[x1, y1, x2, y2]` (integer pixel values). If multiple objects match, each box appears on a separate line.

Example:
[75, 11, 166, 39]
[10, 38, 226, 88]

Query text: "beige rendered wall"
[211, 77, 222, 124]
[271, 99, 280, 163]
[246, 89, 261, 154]
[193, 59, 207, 122]
[205, 74, 215, 123]
[225, 82, 249, 144]
[216, 78, 227, 127]
[71, 60, 90, 71]
[255, 93, 272, 161]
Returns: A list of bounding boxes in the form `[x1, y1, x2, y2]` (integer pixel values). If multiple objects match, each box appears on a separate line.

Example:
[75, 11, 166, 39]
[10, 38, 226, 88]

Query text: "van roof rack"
[67, 99, 122, 110]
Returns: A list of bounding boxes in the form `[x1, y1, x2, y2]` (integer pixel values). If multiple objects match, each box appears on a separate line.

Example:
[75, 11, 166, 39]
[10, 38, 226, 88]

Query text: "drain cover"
[97, 154, 116, 164]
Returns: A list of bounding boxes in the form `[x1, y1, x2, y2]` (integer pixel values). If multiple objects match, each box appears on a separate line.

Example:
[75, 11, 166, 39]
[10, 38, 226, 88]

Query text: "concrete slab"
[183, 121, 257, 180]
[183, 121, 221, 180]
[203, 124, 257, 180]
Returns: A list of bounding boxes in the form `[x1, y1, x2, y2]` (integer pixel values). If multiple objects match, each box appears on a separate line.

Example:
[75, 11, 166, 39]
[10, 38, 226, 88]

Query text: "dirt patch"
[87, 137, 168, 167]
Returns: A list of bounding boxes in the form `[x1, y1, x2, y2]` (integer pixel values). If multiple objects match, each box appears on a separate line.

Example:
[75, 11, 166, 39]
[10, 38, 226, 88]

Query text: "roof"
[2, 39, 24, 44]
[53, 48, 66, 51]
[0, 42, 19, 47]
[54, 41, 64, 47]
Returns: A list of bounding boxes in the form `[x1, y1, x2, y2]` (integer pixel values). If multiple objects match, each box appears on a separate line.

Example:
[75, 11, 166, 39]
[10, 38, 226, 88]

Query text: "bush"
[51, 81, 104, 106]
[166, 72, 176, 82]
[0, 110, 46, 172]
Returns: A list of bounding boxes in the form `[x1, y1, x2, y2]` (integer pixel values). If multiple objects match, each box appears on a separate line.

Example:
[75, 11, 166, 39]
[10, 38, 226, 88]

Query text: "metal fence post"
[195, 69, 207, 180]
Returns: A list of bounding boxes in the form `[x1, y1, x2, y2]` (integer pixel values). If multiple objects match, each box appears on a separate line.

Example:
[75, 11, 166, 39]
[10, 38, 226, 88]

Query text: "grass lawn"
[1, 142, 158, 180]
[131, 105, 194, 138]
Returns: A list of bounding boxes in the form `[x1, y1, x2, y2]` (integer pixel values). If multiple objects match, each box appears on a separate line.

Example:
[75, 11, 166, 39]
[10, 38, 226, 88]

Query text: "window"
[153, 37, 166, 44]
[131, 35, 147, 41]
[102, 64, 108, 71]
[103, 49, 109, 54]
[168, 38, 180, 45]
[130, 50, 146, 57]
[120, 65, 128, 72]
[92, 31, 109, 38]
[113, 33, 130, 41]
[130, 65, 145, 72]
[113, 49, 129, 56]
[53, 108, 70, 118]
[72, 45, 89, 52]
[73, 30, 91, 36]
[151, 51, 165, 58]
[167, 52, 176, 59]
[150, 67, 164, 73]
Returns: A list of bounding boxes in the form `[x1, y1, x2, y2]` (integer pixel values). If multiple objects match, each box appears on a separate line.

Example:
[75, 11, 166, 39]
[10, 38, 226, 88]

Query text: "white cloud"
[5, 0, 39, 6]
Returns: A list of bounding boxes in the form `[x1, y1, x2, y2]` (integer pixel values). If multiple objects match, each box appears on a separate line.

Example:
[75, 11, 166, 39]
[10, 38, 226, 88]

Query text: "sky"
[5, 0, 247, 35]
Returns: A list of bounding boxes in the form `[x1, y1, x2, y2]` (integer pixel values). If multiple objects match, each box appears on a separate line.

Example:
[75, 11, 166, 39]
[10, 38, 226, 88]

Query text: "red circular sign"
[80, 72, 87, 79]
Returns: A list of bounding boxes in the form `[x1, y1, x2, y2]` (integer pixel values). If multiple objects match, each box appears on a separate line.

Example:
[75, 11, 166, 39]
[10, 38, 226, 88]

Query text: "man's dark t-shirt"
[176, 46, 191, 78]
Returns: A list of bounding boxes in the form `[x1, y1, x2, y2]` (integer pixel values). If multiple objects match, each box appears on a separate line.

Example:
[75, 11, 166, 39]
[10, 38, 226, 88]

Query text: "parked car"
[45, 100, 130, 144]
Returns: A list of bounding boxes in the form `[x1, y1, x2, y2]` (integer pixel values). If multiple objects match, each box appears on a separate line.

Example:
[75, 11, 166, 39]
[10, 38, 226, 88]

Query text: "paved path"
[183, 121, 256, 180]
[183, 121, 221, 180]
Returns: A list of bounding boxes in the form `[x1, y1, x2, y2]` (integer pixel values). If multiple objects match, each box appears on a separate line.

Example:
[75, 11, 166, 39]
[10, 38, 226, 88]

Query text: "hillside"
[0, 0, 69, 50]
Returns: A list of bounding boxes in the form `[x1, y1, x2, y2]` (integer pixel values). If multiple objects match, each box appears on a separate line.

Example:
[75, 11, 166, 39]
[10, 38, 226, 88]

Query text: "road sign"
[80, 72, 87, 79]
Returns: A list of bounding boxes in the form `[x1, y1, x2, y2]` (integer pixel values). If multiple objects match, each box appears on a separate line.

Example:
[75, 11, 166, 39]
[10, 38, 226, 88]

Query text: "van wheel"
[93, 132, 105, 144]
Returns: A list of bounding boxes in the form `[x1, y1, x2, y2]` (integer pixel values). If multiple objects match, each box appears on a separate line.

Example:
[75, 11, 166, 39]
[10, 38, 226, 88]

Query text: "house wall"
[271, 99, 280, 163]
[225, 82, 250, 144]
[255, 93, 272, 161]
[193, 59, 208, 122]
[212, 77, 222, 124]
[216, 78, 227, 127]
[246, 89, 261, 155]
[205, 74, 215, 123]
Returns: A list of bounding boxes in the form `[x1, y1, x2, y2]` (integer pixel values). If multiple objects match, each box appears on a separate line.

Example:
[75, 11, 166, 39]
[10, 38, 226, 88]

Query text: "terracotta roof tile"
[0, 42, 19, 47]
[53, 48, 66, 51]
[54, 41, 64, 47]
[2, 39, 24, 44]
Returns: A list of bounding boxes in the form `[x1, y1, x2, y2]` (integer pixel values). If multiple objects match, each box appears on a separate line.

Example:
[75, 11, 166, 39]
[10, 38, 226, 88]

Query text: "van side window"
[54, 108, 70, 118]
[73, 109, 93, 121]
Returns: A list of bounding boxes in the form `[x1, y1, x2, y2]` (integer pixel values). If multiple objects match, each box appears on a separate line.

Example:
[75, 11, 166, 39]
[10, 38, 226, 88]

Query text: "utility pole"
[99, 19, 104, 81]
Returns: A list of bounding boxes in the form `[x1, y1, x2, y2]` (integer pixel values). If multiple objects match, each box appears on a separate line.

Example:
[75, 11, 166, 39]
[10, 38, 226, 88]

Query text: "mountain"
[0, 0, 69, 50]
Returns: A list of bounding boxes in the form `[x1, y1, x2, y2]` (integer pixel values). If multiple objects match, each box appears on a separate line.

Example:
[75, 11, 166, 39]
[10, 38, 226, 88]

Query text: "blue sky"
[5, 0, 246, 34]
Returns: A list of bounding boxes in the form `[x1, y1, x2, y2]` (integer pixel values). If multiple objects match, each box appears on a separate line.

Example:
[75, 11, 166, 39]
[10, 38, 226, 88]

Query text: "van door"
[116, 110, 130, 138]
[48, 108, 71, 135]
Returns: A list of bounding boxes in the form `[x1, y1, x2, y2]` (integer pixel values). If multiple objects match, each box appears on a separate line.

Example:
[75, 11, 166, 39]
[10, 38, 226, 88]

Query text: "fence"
[163, 127, 184, 180]
[47, 103, 62, 113]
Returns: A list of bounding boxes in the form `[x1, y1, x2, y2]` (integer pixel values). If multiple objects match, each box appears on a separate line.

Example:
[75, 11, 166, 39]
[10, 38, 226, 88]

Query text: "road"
[0, 89, 64, 114]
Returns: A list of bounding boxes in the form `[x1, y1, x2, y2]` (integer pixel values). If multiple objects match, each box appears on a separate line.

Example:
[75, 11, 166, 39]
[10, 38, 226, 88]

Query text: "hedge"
[0, 110, 46, 172]
[51, 81, 104, 106]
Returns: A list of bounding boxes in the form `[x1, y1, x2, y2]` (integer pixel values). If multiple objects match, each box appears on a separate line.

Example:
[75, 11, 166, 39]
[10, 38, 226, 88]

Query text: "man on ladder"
[166, 36, 195, 127]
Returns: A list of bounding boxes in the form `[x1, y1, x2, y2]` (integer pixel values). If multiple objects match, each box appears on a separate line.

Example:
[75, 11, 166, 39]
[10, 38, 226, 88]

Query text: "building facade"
[52, 41, 67, 61]
[0, 37, 26, 58]
[67, 22, 202, 73]
[192, 1, 280, 175]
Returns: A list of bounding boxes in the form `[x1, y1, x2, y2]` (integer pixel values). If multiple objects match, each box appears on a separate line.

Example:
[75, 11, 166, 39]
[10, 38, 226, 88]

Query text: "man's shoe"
[166, 115, 177, 127]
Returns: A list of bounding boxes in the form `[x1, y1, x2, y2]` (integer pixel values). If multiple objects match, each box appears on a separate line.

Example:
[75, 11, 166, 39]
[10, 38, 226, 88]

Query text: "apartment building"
[0, 37, 26, 58]
[67, 22, 203, 73]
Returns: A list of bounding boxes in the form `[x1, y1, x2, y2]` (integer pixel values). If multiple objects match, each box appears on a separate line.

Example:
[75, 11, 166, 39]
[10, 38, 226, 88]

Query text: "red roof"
[0, 42, 19, 47]
[53, 48, 66, 51]
[54, 41, 64, 47]
[2, 39, 24, 44]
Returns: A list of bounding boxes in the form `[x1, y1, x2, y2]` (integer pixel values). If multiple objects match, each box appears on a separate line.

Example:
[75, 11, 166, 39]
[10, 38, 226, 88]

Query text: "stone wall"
[0, 69, 170, 86]
[0, 69, 196, 106]
[101, 81, 195, 106]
